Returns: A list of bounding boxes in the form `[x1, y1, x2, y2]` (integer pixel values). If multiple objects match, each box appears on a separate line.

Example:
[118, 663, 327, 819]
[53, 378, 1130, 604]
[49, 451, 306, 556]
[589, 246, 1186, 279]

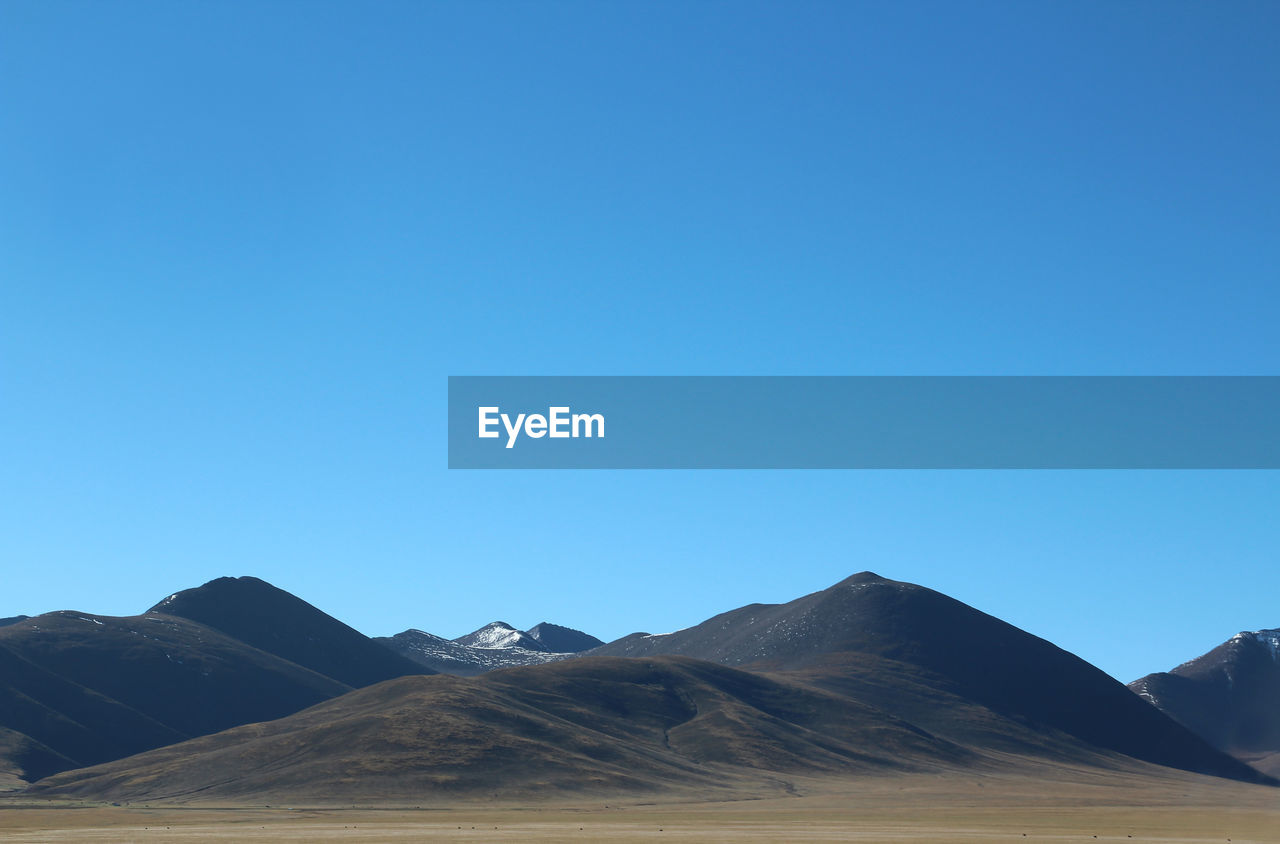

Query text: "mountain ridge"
[1, 575, 429, 785]
[527, 622, 604, 653]
[587, 571, 1269, 784]
[1130, 627, 1280, 777]
[150, 576, 431, 687]
[22, 655, 980, 803]
[452, 621, 546, 651]
[5, 570, 1272, 799]
[377, 629, 571, 676]
[0, 608, 350, 782]
[380, 621, 603, 676]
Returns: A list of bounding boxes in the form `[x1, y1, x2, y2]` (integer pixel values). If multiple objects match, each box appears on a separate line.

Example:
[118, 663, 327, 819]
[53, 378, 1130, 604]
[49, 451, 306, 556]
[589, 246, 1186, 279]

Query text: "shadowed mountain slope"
[0, 726, 70, 792]
[25, 656, 974, 803]
[526, 622, 604, 653]
[150, 576, 431, 688]
[377, 629, 571, 676]
[379, 621, 603, 676]
[0, 611, 349, 782]
[8, 572, 1273, 801]
[452, 621, 545, 651]
[588, 572, 1270, 784]
[1130, 629, 1280, 777]
[1, 576, 432, 785]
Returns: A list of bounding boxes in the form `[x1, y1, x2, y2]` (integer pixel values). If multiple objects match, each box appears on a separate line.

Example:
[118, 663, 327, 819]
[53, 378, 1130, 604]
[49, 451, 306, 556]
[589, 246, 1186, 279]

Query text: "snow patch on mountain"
[380, 620, 606, 676]
[1246, 629, 1280, 661]
[1224, 630, 1280, 662]
[388, 628, 569, 672]
[453, 622, 546, 651]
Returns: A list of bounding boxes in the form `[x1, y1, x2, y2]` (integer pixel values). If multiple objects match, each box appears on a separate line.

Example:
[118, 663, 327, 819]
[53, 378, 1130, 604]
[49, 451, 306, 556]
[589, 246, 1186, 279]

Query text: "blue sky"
[2, 1, 1277, 683]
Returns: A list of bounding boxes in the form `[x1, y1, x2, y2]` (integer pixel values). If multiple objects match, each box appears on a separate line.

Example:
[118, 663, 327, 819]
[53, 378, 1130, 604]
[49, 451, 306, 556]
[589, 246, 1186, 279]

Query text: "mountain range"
[585, 572, 1264, 782]
[0, 577, 428, 783]
[1130, 628, 1280, 777]
[2, 572, 1274, 803]
[377, 621, 603, 676]
[27, 656, 977, 803]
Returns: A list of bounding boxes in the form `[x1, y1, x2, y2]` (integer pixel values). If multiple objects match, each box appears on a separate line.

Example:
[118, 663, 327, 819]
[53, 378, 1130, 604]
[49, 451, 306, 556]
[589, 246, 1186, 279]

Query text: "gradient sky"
[2, 1, 1277, 684]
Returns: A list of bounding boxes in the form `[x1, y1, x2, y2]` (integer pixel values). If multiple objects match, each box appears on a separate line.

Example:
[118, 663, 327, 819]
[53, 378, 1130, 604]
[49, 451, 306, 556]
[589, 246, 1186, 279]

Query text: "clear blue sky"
[2, 1, 1277, 683]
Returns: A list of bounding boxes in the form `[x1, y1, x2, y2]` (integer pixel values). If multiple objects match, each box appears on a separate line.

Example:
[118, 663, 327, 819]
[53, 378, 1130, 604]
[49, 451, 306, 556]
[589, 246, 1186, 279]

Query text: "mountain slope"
[1130, 629, 1280, 777]
[452, 621, 546, 651]
[527, 622, 603, 653]
[0, 610, 349, 781]
[8, 572, 1272, 800]
[1, 575, 432, 785]
[588, 572, 1270, 784]
[25, 656, 974, 803]
[151, 576, 431, 687]
[380, 621, 605, 675]
[0, 726, 71, 792]
[377, 629, 570, 677]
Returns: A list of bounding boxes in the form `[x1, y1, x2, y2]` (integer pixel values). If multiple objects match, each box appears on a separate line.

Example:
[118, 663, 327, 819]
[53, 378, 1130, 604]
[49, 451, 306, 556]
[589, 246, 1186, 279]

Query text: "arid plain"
[3, 762, 1279, 843]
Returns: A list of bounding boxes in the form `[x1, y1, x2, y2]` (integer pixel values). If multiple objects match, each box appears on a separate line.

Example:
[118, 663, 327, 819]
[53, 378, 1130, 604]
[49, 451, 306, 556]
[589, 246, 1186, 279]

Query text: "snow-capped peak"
[1246, 629, 1280, 661]
[1221, 629, 1280, 662]
[453, 621, 545, 651]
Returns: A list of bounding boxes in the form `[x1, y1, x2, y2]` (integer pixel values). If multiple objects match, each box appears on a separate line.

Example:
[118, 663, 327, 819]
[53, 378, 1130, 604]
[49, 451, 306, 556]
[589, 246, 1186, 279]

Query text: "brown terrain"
[3, 763, 1279, 842]
[2, 573, 1276, 841]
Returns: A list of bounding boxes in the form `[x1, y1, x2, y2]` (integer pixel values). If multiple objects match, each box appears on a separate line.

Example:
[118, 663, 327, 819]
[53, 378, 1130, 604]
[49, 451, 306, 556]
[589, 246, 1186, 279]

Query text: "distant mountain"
[25, 656, 974, 803]
[377, 629, 570, 677]
[0, 576, 433, 786]
[0, 610, 348, 783]
[8, 571, 1272, 802]
[527, 622, 603, 653]
[0, 615, 29, 628]
[452, 621, 546, 651]
[588, 572, 1269, 784]
[151, 576, 430, 688]
[379, 621, 602, 676]
[1130, 629, 1280, 777]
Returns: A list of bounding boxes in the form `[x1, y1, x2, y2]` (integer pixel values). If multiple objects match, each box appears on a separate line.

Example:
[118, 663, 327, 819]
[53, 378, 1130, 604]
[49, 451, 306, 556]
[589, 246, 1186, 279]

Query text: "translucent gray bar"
[447, 377, 1280, 469]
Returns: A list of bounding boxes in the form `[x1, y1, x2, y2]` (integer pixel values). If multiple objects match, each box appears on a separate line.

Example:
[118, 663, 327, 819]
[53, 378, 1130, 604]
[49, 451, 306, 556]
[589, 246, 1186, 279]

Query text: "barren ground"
[2, 765, 1278, 843]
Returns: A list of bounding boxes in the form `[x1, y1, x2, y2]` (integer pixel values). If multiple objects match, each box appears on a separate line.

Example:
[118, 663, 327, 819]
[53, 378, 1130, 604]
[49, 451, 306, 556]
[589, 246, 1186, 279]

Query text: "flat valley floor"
[3, 766, 1279, 843]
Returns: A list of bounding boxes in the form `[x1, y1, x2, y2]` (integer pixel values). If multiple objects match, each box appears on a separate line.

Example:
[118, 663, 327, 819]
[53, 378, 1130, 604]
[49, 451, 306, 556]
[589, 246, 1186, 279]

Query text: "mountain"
[151, 576, 430, 688]
[587, 572, 1269, 784]
[24, 655, 975, 803]
[377, 629, 571, 677]
[452, 621, 546, 651]
[1130, 629, 1280, 777]
[0, 610, 348, 783]
[527, 621, 604, 653]
[0, 576, 433, 786]
[379, 621, 603, 676]
[0, 726, 69, 792]
[0, 616, 29, 628]
[8, 572, 1272, 803]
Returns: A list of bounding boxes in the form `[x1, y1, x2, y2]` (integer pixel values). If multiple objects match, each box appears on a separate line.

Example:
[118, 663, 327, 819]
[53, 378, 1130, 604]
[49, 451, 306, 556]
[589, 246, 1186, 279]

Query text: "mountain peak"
[149, 575, 430, 687]
[1130, 625, 1280, 778]
[589, 570, 1267, 784]
[149, 576, 279, 615]
[834, 571, 891, 588]
[526, 622, 604, 653]
[454, 622, 545, 651]
[1232, 629, 1280, 661]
